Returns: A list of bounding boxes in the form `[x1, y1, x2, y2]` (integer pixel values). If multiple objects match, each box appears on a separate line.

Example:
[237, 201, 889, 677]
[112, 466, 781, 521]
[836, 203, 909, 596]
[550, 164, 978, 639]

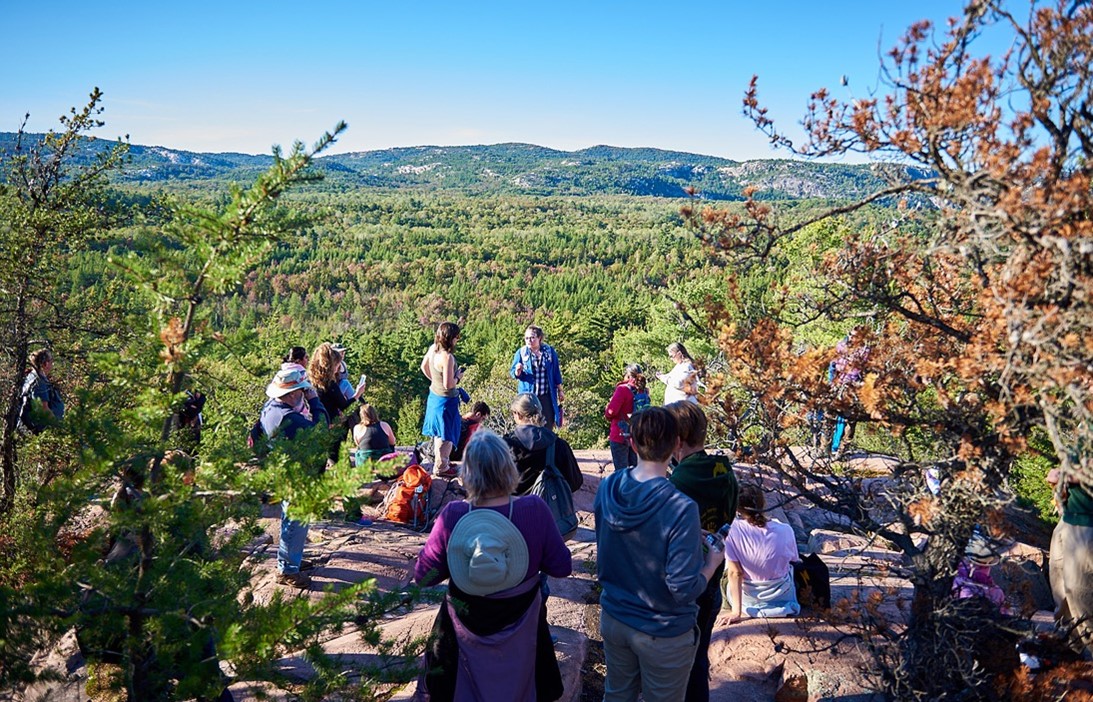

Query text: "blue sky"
[1, 1, 997, 160]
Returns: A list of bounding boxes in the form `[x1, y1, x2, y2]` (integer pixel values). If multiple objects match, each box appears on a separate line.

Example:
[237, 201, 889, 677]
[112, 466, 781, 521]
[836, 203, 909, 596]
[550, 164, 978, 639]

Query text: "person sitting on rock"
[414, 429, 572, 701]
[718, 482, 801, 623]
[504, 393, 582, 495]
[450, 400, 490, 463]
[351, 403, 397, 462]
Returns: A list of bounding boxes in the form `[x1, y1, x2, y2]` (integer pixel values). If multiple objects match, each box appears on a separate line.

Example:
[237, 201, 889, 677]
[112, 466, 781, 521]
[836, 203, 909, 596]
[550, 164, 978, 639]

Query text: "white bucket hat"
[266, 367, 312, 399]
[446, 505, 529, 596]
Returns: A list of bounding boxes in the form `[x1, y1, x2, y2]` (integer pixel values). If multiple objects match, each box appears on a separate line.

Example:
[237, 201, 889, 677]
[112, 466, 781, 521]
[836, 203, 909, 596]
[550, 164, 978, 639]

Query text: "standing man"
[510, 325, 564, 430]
[594, 407, 724, 702]
[666, 401, 739, 702]
[258, 367, 328, 588]
[1048, 468, 1093, 657]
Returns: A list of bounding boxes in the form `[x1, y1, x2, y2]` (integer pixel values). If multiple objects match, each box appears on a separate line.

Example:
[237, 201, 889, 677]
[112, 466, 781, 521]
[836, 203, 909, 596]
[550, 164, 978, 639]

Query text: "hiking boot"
[277, 571, 312, 588]
[434, 466, 459, 479]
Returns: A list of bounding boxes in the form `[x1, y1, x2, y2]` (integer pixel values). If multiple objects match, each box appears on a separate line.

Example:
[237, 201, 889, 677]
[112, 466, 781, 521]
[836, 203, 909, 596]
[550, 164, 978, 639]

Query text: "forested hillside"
[72, 187, 876, 451]
[0, 133, 926, 200]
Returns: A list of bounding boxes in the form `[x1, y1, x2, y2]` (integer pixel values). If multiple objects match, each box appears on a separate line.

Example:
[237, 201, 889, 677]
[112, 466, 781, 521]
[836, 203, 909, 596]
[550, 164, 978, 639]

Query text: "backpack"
[529, 444, 579, 540]
[18, 374, 49, 435]
[383, 464, 433, 529]
[247, 419, 267, 453]
[618, 385, 651, 439]
[18, 392, 42, 435]
[792, 552, 831, 609]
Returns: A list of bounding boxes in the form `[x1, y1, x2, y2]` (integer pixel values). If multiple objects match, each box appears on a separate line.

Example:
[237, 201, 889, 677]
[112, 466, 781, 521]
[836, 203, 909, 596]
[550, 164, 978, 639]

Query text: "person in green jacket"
[1048, 467, 1093, 657]
[666, 401, 740, 702]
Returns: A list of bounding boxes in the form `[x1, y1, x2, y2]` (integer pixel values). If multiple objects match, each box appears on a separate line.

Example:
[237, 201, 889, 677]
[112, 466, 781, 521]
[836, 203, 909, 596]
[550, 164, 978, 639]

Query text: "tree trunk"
[0, 285, 29, 515]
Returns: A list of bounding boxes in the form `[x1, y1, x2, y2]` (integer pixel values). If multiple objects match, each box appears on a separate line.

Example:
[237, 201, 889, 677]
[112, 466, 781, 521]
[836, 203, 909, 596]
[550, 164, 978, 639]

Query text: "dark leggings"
[685, 566, 724, 702]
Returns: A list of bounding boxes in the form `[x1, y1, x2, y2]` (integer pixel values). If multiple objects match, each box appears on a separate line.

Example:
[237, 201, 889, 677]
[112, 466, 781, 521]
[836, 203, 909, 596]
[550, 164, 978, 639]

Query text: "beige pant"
[1049, 519, 1093, 657]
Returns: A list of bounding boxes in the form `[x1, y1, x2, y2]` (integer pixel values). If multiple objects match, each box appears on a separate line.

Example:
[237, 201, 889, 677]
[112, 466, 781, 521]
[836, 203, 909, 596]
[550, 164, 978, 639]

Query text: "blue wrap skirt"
[423, 391, 461, 444]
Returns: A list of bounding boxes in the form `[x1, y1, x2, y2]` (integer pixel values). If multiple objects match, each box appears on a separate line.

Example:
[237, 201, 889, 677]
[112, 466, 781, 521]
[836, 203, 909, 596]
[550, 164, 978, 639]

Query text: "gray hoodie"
[594, 467, 708, 637]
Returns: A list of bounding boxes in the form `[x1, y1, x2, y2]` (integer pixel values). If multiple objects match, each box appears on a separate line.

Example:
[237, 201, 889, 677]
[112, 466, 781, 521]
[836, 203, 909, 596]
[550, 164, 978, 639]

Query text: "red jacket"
[605, 381, 636, 444]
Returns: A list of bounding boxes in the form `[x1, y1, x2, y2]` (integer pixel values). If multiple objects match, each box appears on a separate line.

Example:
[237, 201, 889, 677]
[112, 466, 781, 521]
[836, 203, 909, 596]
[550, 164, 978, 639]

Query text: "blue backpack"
[619, 386, 651, 439]
[631, 386, 651, 415]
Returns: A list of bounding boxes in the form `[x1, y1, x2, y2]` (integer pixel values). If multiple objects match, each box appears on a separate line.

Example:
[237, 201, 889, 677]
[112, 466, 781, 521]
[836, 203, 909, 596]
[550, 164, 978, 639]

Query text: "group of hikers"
[15, 320, 1093, 701]
[405, 322, 751, 701]
[249, 322, 798, 700]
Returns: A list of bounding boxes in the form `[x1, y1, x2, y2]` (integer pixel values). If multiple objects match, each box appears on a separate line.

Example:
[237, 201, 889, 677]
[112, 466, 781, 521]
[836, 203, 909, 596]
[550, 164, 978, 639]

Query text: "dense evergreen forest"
[71, 184, 879, 452]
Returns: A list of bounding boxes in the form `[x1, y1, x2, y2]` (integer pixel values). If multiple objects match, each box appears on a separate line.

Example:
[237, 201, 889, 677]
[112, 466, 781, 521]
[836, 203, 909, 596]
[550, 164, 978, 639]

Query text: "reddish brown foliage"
[688, 1, 1093, 698]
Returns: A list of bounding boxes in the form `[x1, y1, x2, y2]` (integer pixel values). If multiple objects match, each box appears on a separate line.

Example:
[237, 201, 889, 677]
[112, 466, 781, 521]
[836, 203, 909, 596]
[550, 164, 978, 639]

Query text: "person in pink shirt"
[718, 483, 801, 623]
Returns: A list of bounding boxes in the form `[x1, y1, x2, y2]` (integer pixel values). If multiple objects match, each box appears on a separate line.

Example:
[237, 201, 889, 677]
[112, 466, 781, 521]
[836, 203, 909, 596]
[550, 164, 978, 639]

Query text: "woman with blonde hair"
[421, 322, 464, 477]
[352, 403, 397, 461]
[504, 393, 583, 495]
[414, 430, 571, 701]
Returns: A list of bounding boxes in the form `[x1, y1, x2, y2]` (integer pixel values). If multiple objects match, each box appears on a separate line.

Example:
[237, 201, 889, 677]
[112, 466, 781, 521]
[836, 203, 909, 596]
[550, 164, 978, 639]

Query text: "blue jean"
[278, 500, 308, 574]
[600, 610, 698, 702]
[610, 440, 636, 472]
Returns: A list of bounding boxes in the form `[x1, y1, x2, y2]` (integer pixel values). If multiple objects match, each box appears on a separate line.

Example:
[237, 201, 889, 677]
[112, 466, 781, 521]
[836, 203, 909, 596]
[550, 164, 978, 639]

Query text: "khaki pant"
[600, 610, 698, 702]
[1049, 519, 1093, 657]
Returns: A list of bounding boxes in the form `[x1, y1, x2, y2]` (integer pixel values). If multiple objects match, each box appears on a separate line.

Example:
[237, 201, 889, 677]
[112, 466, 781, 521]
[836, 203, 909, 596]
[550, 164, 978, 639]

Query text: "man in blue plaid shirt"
[509, 325, 564, 429]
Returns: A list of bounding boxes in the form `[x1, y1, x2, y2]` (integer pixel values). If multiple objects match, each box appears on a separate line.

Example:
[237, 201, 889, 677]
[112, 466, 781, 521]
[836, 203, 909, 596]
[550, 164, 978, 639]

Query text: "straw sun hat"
[446, 506, 529, 596]
[265, 367, 312, 399]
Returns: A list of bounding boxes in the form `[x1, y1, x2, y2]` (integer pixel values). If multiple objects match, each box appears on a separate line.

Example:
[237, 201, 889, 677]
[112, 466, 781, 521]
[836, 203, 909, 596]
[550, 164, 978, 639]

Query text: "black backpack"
[792, 553, 831, 609]
[529, 444, 579, 540]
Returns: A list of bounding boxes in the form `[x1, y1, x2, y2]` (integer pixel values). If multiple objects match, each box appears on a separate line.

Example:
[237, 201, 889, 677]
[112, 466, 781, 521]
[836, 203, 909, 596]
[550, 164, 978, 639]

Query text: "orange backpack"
[383, 464, 433, 528]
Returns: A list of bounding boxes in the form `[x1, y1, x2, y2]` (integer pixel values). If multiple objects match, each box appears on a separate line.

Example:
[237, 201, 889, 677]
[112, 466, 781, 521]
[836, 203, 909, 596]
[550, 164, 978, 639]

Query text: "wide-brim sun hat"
[266, 367, 312, 399]
[447, 508, 529, 596]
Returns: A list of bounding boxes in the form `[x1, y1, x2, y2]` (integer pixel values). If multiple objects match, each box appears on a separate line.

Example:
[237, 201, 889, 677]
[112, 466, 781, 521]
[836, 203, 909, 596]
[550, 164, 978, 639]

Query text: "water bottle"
[704, 523, 732, 549]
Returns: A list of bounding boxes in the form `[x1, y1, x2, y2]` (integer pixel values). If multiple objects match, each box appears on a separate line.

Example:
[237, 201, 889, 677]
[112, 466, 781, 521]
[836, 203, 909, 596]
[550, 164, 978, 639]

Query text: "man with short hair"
[511, 325, 564, 430]
[594, 407, 724, 702]
[450, 401, 491, 463]
[666, 401, 739, 702]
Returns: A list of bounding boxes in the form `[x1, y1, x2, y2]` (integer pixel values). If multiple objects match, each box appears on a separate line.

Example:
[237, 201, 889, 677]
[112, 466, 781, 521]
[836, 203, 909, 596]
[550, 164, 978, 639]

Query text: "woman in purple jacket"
[414, 430, 572, 701]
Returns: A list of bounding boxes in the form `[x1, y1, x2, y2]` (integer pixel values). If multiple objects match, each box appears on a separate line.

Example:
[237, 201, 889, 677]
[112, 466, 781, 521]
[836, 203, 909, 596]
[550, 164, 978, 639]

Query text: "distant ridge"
[0, 133, 924, 201]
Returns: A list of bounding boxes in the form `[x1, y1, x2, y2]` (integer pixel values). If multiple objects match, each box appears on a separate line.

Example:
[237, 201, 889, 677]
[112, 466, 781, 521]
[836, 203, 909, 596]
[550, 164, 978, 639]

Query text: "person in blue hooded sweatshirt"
[594, 406, 724, 702]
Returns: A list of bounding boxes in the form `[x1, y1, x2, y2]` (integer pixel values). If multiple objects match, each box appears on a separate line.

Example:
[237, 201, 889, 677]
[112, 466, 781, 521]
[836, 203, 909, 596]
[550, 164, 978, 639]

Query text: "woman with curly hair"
[308, 342, 365, 423]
